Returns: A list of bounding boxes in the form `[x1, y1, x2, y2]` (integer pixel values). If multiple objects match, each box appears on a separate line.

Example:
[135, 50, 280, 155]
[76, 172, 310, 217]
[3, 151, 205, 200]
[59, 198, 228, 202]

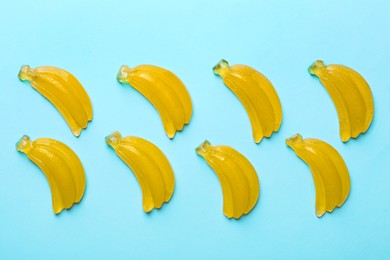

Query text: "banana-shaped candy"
[213, 59, 282, 143]
[196, 141, 260, 219]
[106, 131, 175, 212]
[286, 134, 351, 217]
[16, 135, 86, 214]
[18, 65, 93, 137]
[117, 65, 192, 139]
[309, 60, 374, 142]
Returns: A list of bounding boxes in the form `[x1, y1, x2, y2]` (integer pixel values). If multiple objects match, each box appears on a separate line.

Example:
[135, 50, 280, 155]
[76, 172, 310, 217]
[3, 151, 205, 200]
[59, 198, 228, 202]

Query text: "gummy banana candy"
[213, 59, 282, 143]
[16, 135, 86, 214]
[106, 131, 175, 212]
[309, 60, 374, 142]
[286, 134, 351, 217]
[117, 65, 192, 139]
[18, 65, 93, 137]
[196, 141, 260, 219]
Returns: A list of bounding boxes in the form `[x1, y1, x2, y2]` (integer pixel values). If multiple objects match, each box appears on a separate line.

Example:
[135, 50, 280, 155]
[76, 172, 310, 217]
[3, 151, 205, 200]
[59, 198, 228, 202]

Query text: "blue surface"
[0, 0, 389, 259]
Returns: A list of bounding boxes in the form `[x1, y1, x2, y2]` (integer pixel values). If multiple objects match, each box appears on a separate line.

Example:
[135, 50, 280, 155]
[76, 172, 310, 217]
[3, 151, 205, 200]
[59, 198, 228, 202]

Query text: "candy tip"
[341, 135, 350, 143]
[254, 136, 263, 144]
[73, 129, 82, 137]
[167, 131, 176, 139]
[54, 207, 64, 215]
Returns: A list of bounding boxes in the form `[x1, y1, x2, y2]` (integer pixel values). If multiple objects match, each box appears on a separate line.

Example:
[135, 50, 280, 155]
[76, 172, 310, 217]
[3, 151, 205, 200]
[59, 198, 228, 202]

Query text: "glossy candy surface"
[309, 60, 374, 142]
[196, 140, 260, 219]
[106, 131, 175, 212]
[18, 65, 93, 137]
[286, 134, 351, 217]
[16, 135, 86, 214]
[117, 65, 192, 139]
[213, 59, 282, 143]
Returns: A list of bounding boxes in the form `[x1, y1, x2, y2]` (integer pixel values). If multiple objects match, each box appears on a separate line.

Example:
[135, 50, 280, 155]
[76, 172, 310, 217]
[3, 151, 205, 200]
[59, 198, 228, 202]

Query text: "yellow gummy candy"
[117, 65, 192, 139]
[309, 60, 374, 142]
[16, 135, 86, 214]
[196, 140, 260, 219]
[106, 131, 175, 212]
[213, 59, 283, 143]
[18, 65, 93, 137]
[286, 134, 351, 217]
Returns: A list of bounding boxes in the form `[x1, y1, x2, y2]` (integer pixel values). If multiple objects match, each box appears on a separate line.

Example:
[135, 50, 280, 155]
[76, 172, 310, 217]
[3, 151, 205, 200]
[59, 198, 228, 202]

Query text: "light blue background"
[0, 0, 389, 259]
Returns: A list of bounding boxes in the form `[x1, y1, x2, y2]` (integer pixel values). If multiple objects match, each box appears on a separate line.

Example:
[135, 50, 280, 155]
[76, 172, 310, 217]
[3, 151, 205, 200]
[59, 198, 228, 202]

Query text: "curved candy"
[309, 60, 374, 142]
[213, 59, 282, 143]
[117, 65, 192, 139]
[106, 131, 175, 212]
[196, 140, 260, 219]
[16, 135, 86, 214]
[18, 65, 93, 137]
[286, 134, 351, 217]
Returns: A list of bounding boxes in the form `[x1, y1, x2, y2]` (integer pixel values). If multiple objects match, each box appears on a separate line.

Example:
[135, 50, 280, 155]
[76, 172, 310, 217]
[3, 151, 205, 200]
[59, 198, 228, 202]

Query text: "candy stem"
[213, 59, 229, 77]
[16, 135, 33, 154]
[18, 65, 34, 81]
[308, 60, 325, 76]
[196, 140, 212, 156]
[285, 134, 303, 148]
[105, 131, 122, 148]
[117, 65, 131, 84]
